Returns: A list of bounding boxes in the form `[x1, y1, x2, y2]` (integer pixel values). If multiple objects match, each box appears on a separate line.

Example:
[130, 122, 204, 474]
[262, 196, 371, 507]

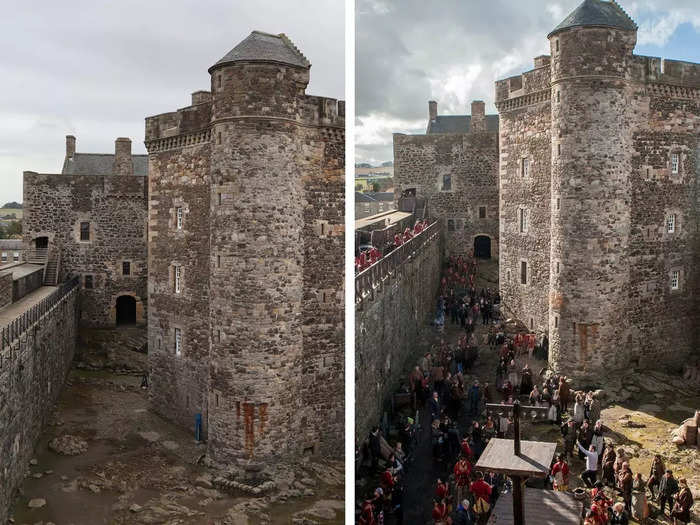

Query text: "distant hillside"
[0, 208, 23, 220]
[2, 202, 22, 209]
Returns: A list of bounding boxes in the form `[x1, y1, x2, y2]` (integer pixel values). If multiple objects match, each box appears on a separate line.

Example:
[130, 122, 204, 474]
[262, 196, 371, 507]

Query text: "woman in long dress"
[631, 472, 649, 524]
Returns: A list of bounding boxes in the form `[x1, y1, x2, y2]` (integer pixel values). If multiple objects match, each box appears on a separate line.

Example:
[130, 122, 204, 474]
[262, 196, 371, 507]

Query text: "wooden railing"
[355, 220, 440, 305]
[0, 275, 79, 353]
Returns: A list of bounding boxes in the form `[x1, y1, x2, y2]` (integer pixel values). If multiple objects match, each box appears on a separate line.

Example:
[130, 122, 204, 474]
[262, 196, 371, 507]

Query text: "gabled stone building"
[393, 100, 499, 258]
[496, 0, 700, 375]
[145, 31, 345, 465]
[23, 136, 148, 327]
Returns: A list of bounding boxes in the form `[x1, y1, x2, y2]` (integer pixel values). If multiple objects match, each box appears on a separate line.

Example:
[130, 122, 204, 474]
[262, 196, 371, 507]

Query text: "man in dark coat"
[658, 469, 679, 516]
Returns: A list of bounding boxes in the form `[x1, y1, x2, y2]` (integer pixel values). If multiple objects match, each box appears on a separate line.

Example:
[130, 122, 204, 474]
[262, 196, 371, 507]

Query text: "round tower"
[547, 0, 638, 376]
[206, 31, 310, 468]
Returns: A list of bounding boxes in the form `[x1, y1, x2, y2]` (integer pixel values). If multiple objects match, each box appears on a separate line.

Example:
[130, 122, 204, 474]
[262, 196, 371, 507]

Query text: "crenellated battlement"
[631, 55, 700, 90]
[495, 61, 551, 105]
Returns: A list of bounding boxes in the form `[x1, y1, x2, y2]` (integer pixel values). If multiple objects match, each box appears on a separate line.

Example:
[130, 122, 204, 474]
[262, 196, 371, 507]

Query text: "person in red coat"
[551, 454, 570, 491]
[470, 472, 493, 516]
[358, 495, 378, 525]
[454, 457, 472, 507]
[460, 438, 473, 461]
[432, 498, 449, 524]
[380, 469, 395, 496]
[435, 478, 449, 501]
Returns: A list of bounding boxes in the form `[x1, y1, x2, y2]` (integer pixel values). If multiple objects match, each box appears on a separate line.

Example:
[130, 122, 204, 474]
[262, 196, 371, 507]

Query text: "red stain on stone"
[243, 402, 255, 458]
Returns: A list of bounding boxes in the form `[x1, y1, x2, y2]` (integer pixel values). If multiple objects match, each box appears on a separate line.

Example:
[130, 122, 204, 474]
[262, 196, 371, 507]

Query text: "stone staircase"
[43, 258, 59, 286]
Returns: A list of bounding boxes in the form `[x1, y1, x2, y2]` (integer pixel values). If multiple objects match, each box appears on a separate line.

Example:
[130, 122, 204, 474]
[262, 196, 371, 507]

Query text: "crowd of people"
[355, 219, 430, 273]
[357, 253, 695, 525]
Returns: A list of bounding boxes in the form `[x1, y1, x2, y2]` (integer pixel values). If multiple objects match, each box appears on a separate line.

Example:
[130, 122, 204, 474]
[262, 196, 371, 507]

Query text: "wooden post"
[512, 474, 524, 525]
[512, 400, 524, 524]
[513, 399, 521, 455]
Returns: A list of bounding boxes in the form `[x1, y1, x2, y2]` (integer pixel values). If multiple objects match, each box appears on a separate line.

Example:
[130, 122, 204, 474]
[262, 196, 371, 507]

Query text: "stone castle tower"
[548, 0, 638, 374]
[497, 0, 700, 376]
[146, 31, 344, 466]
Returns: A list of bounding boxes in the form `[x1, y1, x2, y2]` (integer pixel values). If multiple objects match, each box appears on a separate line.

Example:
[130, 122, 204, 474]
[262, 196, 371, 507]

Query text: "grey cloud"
[355, 0, 698, 163]
[0, 0, 344, 205]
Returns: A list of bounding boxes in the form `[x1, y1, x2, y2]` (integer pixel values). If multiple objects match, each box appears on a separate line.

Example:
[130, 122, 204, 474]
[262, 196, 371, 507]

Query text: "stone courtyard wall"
[355, 229, 442, 441]
[0, 280, 79, 523]
[0, 273, 12, 309]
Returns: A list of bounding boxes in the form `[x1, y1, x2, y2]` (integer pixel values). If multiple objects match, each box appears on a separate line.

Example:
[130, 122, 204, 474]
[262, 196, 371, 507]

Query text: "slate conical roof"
[208, 31, 310, 73]
[548, 0, 637, 38]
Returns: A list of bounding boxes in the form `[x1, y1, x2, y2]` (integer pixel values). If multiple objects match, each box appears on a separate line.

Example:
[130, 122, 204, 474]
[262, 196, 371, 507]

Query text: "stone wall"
[394, 132, 499, 258]
[147, 141, 211, 436]
[12, 266, 44, 302]
[0, 281, 79, 524]
[496, 25, 700, 375]
[22, 173, 148, 328]
[355, 232, 442, 441]
[0, 273, 12, 309]
[496, 58, 552, 334]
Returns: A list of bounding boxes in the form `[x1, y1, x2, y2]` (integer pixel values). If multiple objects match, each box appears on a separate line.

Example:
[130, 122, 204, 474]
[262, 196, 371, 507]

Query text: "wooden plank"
[488, 488, 582, 525]
[475, 438, 556, 478]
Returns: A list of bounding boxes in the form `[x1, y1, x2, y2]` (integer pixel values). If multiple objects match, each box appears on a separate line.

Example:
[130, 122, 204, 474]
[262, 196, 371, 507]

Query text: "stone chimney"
[470, 100, 486, 133]
[191, 90, 212, 105]
[66, 135, 76, 158]
[428, 100, 438, 121]
[114, 137, 133, 176]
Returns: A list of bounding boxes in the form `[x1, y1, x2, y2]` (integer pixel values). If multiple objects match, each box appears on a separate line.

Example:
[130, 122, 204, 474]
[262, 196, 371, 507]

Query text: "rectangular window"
[447, 219, 455, 231]
[667, 214, 676, 233]
[84, 275, 94, 289]
[519, 208, 528, 233]
[556, 261, 560, 274]
[671, 270, 680, 290]
[557, 91, 560, 103]
[0, 253, 6, 262]
[174, 266, 181, 294]
[176, 207, 183, 230]
[557, 143, 561, 157]
[479, 206, 487, 219]
[520, 261, 528, 285]
[671, 153, 679, 174]
[218, 193, 222, 205]
[217, 74, 222, 89]
[554, 316, 559, 328]
[217, 255, 221, 268]
[13, 252, 19, 262]
[122, 261, 131, 276]
[521, 158, 529, 177]
[555, 39, 559, 52]
[442, 174, 452, 191]
[556, 197, 560, 210]
[175, 328, 182, 356]
[80, 222, 90, 241]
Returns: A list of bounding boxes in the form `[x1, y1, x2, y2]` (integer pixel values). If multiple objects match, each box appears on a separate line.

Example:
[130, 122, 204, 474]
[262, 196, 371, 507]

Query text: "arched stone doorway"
[115, 295, 137, 326]
[474, 235, 491, 259]
[34, 236, 48, 249]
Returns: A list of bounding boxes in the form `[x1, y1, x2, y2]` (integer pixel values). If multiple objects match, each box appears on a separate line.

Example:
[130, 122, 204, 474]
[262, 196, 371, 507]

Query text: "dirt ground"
[8, 368, 344, 525]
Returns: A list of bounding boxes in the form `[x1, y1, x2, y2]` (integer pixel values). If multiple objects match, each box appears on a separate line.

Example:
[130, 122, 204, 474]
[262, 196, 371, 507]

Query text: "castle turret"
[548, 0, 638, 375]
[206, 31, 310, 466]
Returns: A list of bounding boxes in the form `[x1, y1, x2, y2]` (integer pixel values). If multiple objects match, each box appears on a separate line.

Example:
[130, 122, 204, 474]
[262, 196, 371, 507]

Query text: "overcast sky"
[356, 0, 700, 165]
[0, 0, 344, 205]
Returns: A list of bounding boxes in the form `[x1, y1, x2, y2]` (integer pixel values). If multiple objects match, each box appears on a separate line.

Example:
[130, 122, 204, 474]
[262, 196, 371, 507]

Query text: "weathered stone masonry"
[496, 0, 700, 375]
[355, 224, 442, 441]
[0, 280, 79, 524]
[146, 31, 344, 464]
[22, 137, 148, 328]
[394, 100, 499, 259]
